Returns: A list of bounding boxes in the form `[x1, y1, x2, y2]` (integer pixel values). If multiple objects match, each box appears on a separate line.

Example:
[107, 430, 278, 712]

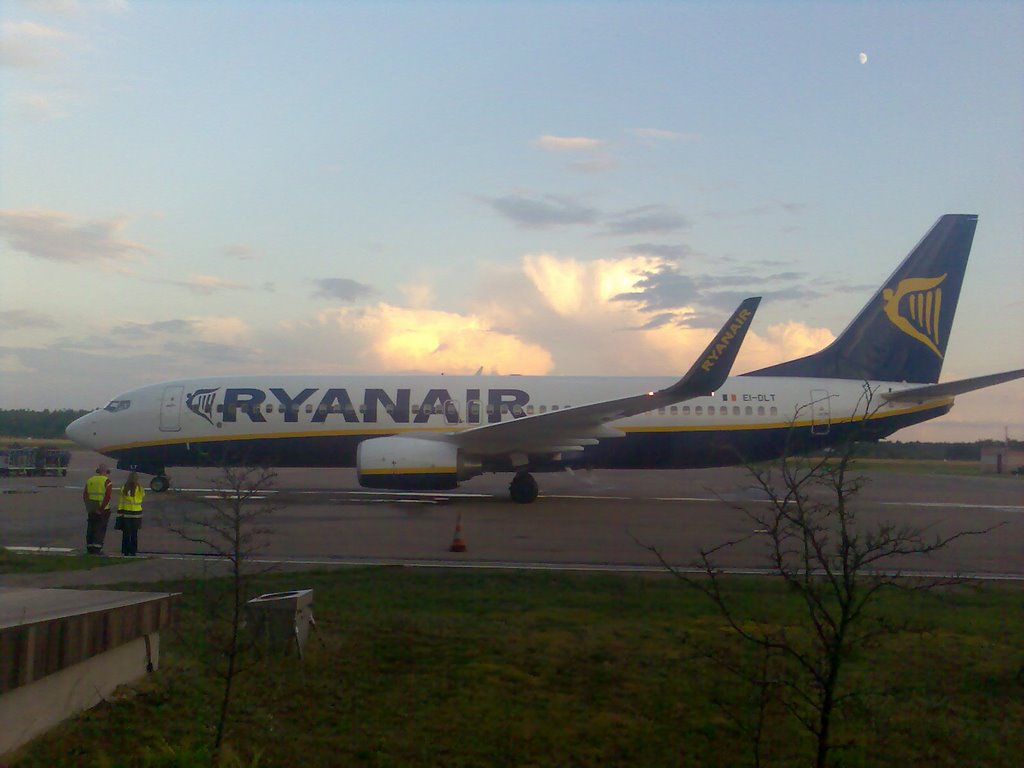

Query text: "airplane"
[66, 214, 1024, 503]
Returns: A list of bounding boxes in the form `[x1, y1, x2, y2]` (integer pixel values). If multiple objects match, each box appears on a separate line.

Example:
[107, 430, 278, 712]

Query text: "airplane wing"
[881, 368, 1024, 403]
[449, 297, 761, 456]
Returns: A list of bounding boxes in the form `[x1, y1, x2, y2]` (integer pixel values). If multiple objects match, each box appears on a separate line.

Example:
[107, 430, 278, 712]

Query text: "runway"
[2, 450, 1022, 579]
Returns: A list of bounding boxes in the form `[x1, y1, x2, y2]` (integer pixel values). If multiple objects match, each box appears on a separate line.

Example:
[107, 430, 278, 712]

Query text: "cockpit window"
[103, 399, 131, 413]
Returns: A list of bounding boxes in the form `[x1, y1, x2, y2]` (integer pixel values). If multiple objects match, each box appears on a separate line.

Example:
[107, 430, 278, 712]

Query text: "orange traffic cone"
[449, 513, 467, 553]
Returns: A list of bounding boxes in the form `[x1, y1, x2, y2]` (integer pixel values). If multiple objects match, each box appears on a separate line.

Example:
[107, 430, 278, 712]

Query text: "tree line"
[851, 438, 1021, 461]
[0, 409, 90, 440]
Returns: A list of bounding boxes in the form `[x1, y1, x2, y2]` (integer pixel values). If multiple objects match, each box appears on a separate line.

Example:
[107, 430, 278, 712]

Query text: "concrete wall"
[0, 632, 159, 756]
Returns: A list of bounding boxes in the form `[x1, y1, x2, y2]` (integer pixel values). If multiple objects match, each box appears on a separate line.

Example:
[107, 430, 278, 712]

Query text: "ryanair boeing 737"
[66, 215, 1024, 502]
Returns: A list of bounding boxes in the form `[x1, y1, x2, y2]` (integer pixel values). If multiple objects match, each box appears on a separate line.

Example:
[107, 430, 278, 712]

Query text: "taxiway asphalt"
[2, 451, 1022, 581]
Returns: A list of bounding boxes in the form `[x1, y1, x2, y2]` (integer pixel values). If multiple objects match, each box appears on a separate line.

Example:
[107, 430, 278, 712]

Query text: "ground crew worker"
[83, 464, 112, 554]
[116, 471, 146, 556]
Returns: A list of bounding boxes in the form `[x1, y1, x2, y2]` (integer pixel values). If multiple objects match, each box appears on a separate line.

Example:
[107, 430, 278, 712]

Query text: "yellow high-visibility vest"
[118, 485, 145, 516]
[85, 474, 108, 501]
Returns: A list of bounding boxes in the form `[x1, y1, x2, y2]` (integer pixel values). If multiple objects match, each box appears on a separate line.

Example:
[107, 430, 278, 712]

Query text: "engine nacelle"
[356, 436, 481, 490]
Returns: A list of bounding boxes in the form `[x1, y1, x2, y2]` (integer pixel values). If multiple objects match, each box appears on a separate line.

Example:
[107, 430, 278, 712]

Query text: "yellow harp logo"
[882, 274, 947, 359]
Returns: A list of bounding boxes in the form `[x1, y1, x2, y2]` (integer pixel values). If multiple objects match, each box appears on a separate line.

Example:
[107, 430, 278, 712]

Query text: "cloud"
[744, 321, 836, 365]
[311, 277, 375, 302]
[485, 193, 599, 230]
[522, 252, 674, 319]
[470, 252, 839, 379]
[533, 134, 615, 172]
[613, 265, 700, 313]
[522, 254, 587, 315]
[534, 135, 606, 152]
[485, 193, 688, 236]
[11, 91, 67, 119]
[0, 352, 35, 375]
[619, 243, 694, 261]
[0, 309, 59, 330]
[154, 274, 249, 295]
[600, 204, 688, 236]
[72, 315, 254, 357]
[222, 244, 259, 260]
[612, 262, 825, 317]
[0, 209, 155, 263]
[308, 303, 554, 375]
[0, 20, 74, 70]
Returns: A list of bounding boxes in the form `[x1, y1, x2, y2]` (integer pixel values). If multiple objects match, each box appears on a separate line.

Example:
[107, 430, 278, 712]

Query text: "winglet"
[663, 297, 761, 399]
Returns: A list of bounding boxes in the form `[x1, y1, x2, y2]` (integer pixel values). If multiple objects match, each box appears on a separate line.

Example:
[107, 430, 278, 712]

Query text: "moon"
[859, 52, 868, 64]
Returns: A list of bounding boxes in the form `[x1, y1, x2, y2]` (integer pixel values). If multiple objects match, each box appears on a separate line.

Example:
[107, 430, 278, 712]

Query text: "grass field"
[0, 549, 133, 574]
[7, 568, 1023, 767]
[844, 458, 988, 476]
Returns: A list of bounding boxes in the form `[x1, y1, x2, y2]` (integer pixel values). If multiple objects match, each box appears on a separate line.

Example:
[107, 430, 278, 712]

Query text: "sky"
[1, 0, 1022, 442]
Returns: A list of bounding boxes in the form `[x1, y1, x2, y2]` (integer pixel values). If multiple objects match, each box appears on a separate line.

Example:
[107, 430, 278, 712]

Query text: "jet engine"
[356, 436, 481, 490]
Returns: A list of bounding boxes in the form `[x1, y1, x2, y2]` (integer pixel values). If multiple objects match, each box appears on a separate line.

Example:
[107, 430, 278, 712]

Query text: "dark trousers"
[120, 517, 141, 556]
[86, 506, 110, 554]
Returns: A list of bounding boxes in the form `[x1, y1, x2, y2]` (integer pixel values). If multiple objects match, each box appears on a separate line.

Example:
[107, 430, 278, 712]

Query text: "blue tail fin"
[746, 214, 978, 384]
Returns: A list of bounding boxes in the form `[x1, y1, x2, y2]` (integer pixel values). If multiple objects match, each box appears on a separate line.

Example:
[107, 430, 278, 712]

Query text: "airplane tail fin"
[746, 214, 978, 384]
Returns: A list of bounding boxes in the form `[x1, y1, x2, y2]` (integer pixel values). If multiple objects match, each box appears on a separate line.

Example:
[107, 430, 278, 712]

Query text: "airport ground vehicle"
[0, 445, 71, 477]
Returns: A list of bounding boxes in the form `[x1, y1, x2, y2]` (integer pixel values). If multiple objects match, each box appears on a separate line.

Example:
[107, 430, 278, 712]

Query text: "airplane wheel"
[509, 471, 539, 504]
[150, 475, 170, 493]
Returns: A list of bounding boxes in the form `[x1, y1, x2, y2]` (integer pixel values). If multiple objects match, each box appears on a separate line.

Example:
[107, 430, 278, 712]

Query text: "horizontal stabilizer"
[881, 368, 1024, 403]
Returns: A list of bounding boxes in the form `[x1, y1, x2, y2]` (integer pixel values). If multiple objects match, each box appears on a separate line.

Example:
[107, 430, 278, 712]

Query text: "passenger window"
[527, 405, 534, 415]
[265, 404, 273, 414]
[552, 405, 559, 411]
[216, 404, 223, 413]
[670, 406, 678, 415]
[757, 406, 765, 416]
[412, 405, 420, 414]
[733, 406, 740, 415]
[695, 406, 703, 415]
[770, 406, 778, 416]
[682, 406, 690, 415]
[658, 407, 665, 415]
[500, 405, 508, 414]
[539, 405, 547, 413]
[745, 406, 752, 415]
[305, 404, 313, 413]
[720, 406, 728, 415]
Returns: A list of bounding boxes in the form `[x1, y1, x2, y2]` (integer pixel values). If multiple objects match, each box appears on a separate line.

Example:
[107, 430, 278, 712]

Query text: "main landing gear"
[149, 474, 171, 493]
[509, 471, 539, 504]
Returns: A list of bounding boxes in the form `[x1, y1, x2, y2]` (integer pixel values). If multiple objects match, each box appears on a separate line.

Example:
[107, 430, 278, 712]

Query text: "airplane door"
[810, 389, 831, 436]
[160, 385, 184, 432]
